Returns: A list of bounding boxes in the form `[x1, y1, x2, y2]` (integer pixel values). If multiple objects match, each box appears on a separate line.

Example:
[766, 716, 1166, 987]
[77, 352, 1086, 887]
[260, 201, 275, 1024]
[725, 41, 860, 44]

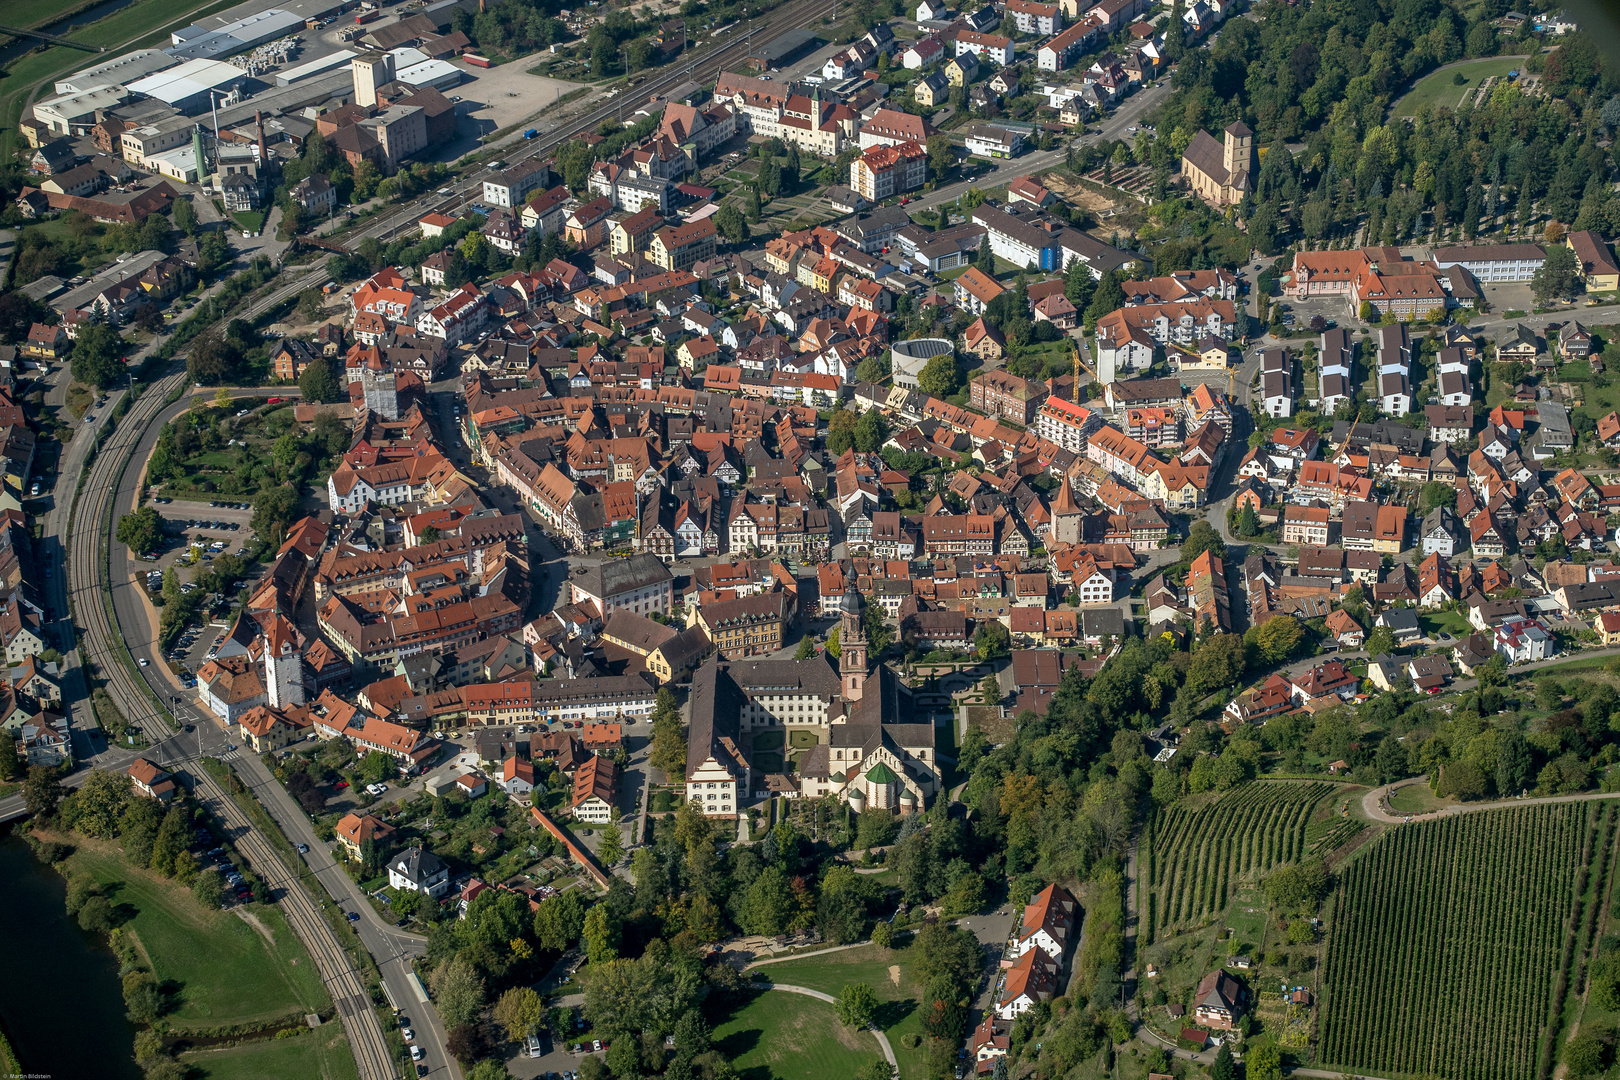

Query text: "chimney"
[256, 110, 266, 162]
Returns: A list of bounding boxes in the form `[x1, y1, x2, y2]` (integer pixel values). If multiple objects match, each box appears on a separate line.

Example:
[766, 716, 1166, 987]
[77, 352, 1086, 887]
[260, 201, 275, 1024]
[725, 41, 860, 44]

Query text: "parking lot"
[130, 498, 262, 676]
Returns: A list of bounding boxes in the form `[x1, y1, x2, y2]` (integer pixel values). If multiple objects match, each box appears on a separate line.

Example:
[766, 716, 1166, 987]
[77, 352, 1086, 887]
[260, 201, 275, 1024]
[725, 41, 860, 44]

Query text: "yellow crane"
[1070, 337, 1099, 389]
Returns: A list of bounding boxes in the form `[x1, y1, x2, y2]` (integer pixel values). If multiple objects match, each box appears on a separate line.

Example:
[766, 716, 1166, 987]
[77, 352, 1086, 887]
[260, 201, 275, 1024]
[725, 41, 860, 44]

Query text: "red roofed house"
[1007, 175, 1054, 207]
[1223, 672, 1296, 724]
[335, 811, 397, 860]
[128, 757, 177, 802]
[501, 755, 535, 797]
[996, 947, 1061, 1020]
[571, 754, 619, 823]
[1009, 883, 1076, 961]
[1288, 659, 1359, 703]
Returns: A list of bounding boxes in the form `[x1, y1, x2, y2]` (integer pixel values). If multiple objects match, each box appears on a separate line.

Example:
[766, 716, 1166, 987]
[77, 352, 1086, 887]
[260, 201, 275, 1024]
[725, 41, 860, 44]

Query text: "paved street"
[914, 81, 1171, 212]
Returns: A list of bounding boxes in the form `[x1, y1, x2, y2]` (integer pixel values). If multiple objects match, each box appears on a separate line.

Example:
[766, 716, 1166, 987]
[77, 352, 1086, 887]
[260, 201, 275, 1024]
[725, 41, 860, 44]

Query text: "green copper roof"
[864, 761, 898, 785]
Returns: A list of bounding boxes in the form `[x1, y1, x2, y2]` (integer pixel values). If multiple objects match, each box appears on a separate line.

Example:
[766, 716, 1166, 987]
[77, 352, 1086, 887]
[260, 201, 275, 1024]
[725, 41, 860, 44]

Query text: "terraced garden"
[1141, 781, 1337, 944]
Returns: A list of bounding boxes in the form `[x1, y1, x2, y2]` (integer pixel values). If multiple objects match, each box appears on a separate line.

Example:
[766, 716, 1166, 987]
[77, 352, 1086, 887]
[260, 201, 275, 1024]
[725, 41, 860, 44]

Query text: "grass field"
[753, 945, 929, 1080]
[1418, 609, 1473, 639]
[1385, 782, 1455, 815]
[68, 843, 331, 1032]
[179, 1029, 360, 1080]
[708, 989, 888, 1080]
[1393, 57, 1531, 117]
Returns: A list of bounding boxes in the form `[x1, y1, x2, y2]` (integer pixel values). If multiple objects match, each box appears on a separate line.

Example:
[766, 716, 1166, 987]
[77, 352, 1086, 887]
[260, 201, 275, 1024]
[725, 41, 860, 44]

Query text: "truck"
[354, 10, 378, 22]
[523, 128, 539, 139]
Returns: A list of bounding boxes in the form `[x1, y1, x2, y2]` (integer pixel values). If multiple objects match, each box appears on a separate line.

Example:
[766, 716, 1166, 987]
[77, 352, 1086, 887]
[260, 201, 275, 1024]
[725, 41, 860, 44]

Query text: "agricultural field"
[1141, 782, 1340, 944]
[1318, 802, 1615, 1080]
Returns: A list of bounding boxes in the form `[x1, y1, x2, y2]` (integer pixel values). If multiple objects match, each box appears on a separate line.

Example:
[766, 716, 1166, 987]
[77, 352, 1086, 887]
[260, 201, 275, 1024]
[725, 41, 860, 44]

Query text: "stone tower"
[1222, 121, 1254, 182]
[261, 614, 305, 709]
[839, 584, 868, 702]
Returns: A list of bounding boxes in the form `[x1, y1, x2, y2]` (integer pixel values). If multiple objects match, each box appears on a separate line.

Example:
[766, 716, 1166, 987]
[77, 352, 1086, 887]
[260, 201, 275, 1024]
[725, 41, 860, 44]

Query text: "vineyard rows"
[1318, 803, 1611, 1080]
[1142, 782, 1335, 943]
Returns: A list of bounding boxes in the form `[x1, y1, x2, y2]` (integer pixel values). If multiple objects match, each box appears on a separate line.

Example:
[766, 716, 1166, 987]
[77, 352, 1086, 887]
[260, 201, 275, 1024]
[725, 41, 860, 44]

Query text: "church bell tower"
[840, 585, 868, 701]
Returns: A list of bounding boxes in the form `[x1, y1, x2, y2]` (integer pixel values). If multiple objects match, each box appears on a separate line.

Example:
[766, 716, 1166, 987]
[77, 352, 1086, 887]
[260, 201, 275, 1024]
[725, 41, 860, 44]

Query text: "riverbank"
[0, 829, 141, 1080]
[51, 831, 334, 1035]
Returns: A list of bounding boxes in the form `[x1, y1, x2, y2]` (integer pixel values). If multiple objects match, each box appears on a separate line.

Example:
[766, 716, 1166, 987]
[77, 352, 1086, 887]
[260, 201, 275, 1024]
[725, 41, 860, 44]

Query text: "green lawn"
[1393, 57, 1530, 117]
[1418, 610, 1472, 639]
[69, 844, 332, 1032]
[752, 730, 785, 752]
[752, 751, 784, 773]
[1386, 783, 1454, 815]
[753, 944, 930, 1080]
[788, 730, 820, 749]
[708, 988, 888, 1080]
[231, 211, 266, 234]
[180, 1029, 360, 1080]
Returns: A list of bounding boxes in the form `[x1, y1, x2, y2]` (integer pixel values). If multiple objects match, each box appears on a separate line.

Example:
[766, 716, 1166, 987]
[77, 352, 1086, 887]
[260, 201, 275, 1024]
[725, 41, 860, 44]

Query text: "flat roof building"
[127, 58, 244, 113]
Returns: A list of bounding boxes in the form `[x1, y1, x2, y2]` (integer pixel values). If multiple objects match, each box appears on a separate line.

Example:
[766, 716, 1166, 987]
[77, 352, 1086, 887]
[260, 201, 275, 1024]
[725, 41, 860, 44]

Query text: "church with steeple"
[683, 585, 938, 819]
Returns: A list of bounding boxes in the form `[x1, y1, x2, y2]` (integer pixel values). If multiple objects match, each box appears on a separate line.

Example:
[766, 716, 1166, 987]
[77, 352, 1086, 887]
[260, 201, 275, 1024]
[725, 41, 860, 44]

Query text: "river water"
[0, 829, 141, 1080]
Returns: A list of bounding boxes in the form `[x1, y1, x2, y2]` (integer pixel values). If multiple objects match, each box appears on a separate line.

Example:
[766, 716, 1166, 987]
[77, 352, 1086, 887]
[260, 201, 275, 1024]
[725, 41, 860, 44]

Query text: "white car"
[401, 1028, 415, 1042]
[138, 658, 149, 667]
[410, 1046, 424, 1061]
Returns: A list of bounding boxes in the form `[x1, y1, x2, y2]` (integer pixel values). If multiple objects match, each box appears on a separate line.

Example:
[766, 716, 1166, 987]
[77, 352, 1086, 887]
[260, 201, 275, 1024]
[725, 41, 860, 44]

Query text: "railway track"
[65, 371, 399, 1080]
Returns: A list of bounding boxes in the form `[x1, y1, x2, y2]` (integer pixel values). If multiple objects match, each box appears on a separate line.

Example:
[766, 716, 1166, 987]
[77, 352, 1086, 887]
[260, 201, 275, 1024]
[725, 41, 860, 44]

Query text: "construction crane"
[1070, 336, 1099, 391]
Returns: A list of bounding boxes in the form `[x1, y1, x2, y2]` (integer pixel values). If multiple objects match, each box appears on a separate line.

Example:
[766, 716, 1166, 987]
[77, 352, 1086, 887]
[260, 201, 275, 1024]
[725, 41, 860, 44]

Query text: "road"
[912, 81, 1171, 212]
[1363, 776, 1620, 823]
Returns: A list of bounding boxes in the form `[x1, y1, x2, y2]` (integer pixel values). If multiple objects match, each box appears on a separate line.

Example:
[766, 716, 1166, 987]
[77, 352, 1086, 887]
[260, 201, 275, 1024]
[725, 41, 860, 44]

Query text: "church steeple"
[840, 585, 868, 701]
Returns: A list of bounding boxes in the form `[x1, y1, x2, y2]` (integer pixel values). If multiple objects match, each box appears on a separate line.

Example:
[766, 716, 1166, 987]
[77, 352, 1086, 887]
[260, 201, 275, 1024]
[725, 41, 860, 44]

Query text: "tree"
[1210, 1042, 1237, 1080]
[533, 888, 587, 951]
[853, 409, 887, 452]
[650, 700, 687, 775]
[744, 186, 762, 222]
[1086, 269, 1124, 324]
[597, 824, 625, 867]
[918, 353, 960, 398]
[1236, 503, 1260, 537]
[583, 904, 621, 964]
[493, 986, 546, 1042]
[66, 768, 131, 839]
[1180, 520, 1226, 565]
[1420, 481, 1457, 513]
[0, 733, 16, 781]
[418, 525, 442, 546]
[71, 324, 125, 390]
[827, 410, 859, 455]
[713, 205, 749, 244]
[1230, 1039, 1279, 1080]
[430, 955, 487, 1029]
[835, 982, 879, 1029]
[1364, 625, 1396, 657]
[974, 620, 1010, 660]
[1264, 859, 1331, 914]
[116, 507, 164, 556]
[975, 235, 995, 272]
[464, 1063, 511, 1080]
[923, 971, 969, 1039]
[927, 134, 955, 182]
[298, 356, 341, 402]
[172, 195, 198, 236]
[870, 920, 893, 948]
[188, 336, 242, 386]
[193, 869, 226, 908]
[1532, 243, 1581, 303]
